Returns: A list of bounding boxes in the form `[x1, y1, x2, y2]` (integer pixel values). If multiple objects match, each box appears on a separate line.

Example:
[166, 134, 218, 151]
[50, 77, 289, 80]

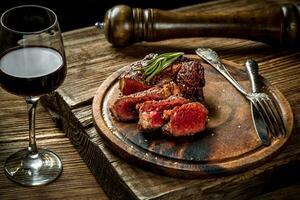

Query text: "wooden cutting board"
[92, 55, 293, 178]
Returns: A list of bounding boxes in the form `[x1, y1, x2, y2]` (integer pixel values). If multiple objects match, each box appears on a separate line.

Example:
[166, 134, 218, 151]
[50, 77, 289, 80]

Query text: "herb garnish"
[139, 52, 184, 82]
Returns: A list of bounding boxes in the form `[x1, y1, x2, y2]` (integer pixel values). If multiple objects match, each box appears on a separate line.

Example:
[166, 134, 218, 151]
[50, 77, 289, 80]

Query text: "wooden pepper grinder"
[95, 4, 300, 47]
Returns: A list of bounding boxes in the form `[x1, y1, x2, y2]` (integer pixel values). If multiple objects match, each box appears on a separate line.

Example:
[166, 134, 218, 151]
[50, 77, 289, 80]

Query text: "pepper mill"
[95, 4, 300, 47]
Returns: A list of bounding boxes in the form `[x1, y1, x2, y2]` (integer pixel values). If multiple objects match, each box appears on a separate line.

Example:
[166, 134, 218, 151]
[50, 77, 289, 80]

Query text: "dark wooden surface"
[92, 57, 294, 178]
[1, 0, 300, 199]
[0, 90, 108, 199]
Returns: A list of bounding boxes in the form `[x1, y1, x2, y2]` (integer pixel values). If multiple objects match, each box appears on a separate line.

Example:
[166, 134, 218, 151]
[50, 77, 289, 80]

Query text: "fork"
[245, 59, 286, 138]
[195, 48, 286, 139]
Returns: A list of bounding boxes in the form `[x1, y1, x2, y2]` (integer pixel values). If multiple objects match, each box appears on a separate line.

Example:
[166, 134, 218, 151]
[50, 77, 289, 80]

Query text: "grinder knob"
[99, 5, 134, 46]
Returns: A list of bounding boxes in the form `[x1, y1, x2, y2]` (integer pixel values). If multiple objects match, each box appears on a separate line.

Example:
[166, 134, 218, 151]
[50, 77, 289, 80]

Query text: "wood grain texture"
[0, 90, 108, 200]
[37, 0, 300, 199]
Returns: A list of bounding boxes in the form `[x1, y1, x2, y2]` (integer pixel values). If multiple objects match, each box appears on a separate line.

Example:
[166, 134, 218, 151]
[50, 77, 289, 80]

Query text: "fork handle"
[245, 59, 260, 93]
[195, 48, 248, 96]
[217, 62, 248, 96]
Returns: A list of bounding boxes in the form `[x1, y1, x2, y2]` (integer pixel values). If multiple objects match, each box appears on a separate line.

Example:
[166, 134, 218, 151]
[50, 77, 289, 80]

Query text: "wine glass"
[0, 5, 67, 186]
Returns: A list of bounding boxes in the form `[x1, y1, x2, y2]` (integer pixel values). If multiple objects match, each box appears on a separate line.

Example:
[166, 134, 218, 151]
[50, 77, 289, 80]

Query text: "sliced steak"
[110, 83, 181, 121]
[111, 53, 208, 136]
[162, 102, 208, 137]
[137, 96, 190, 132]
[119, 62, 182, 95]
[119, 54, 194, 96]
[119, 54, 155, 95]
[119, 77, 152, 96]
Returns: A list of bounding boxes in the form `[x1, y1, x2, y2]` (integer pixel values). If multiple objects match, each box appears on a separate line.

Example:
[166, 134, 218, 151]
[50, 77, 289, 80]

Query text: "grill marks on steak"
[137, 97, 190, 132]
[163, 102, 208, 137]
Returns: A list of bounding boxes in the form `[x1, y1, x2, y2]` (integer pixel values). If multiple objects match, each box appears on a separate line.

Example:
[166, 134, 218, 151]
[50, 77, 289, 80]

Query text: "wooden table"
[1, 0, 300, 199]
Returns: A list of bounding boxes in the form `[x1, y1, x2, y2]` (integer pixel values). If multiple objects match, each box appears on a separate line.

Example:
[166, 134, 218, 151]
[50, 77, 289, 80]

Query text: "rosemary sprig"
[139, 52, 184, 82]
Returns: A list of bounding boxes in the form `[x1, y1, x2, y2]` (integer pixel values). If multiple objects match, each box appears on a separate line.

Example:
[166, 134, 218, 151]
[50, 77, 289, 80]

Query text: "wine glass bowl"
[0, 5, 66, 186]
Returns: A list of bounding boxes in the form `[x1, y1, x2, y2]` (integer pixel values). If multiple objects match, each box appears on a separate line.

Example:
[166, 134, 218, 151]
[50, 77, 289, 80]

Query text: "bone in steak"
[162, 102, 208, 137]
[137, 96, 190, 132]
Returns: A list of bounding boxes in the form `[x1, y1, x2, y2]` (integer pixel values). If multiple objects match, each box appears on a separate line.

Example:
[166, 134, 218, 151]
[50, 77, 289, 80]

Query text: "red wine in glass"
[0, 46, 66, 96]
[0, 5, 67, 186]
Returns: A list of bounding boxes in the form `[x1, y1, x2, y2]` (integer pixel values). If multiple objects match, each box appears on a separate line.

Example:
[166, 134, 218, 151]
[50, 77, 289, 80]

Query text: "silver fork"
[195, 48, 286, 138]
[245, 59, 286, 138]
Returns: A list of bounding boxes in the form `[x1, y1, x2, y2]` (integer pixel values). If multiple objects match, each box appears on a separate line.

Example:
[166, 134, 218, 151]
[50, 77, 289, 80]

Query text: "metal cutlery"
[195, 48, 286, 144]
[244, 59, 271, 146]
[245, 59, 286, 139]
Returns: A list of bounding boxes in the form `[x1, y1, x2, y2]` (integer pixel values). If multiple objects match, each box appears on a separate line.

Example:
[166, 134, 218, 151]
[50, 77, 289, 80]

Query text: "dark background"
[0, 0, 209, 32]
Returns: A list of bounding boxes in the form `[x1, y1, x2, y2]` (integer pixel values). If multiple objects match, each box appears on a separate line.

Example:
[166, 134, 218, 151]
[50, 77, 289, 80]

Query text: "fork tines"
[250, 93, 286, 138]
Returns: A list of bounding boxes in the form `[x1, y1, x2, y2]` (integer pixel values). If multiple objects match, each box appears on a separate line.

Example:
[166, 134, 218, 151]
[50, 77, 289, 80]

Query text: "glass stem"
[26, 96, 40, 155]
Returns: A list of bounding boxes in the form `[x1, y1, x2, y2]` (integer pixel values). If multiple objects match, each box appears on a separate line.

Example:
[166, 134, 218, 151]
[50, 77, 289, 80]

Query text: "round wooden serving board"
[92, 55, 293, 178]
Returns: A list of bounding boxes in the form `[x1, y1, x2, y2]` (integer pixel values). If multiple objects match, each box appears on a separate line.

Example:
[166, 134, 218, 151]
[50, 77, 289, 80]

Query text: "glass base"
[4, 148, 62, 186]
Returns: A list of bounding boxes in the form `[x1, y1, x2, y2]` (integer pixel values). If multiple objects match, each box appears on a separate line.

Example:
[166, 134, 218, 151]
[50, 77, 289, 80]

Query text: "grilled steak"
[110, 53, 208, 137]
[119, 54, 155, 95]
[119, 61, 182, 95]
[119, 54, 204, 101]
[137, 96, 190, 132]
[119, 77, 152, 96]
[162, 102, 208, 137]
[110, 83, 181, 121]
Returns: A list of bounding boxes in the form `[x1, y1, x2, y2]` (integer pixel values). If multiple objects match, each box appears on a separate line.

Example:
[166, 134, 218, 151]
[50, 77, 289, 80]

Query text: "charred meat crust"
[176, 61, 205, 101]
